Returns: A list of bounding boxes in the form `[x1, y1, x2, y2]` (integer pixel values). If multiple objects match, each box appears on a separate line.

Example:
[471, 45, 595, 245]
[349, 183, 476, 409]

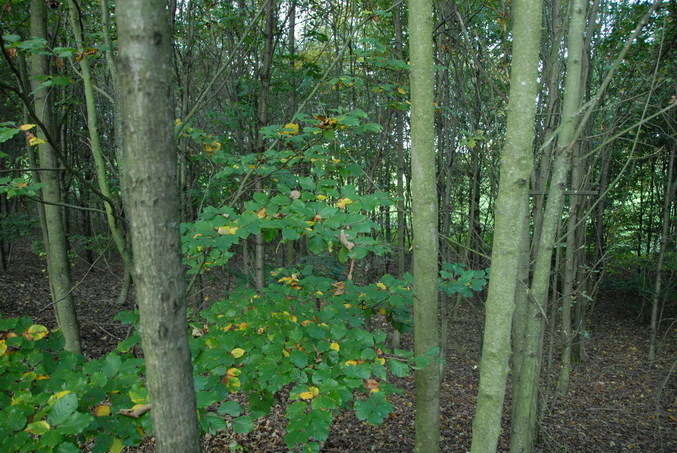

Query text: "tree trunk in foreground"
[469, 0, 542, 449]
[409, 0, 440, 451]
[116, 1, 201, 451]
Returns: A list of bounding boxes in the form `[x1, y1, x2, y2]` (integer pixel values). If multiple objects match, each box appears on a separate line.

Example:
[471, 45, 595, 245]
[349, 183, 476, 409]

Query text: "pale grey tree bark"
[468, 0, 542, 449]
[116, 0, 201, 451]
[409, 0, 440, 450]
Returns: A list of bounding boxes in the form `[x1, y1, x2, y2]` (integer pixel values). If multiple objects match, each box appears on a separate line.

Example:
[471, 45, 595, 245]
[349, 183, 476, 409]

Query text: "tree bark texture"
[511, 0, 588, 449]
[409, 0, 440, 451]
[30, 0, 82, 354]
[469, 0, 542, 449]
[116, 1, 201, 451]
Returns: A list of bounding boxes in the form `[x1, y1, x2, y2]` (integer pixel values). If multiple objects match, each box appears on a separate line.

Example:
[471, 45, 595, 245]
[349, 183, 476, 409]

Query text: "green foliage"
[0, 271, 417, 452]
[602, 251, 677, 311]
[438, 263, 488, 297]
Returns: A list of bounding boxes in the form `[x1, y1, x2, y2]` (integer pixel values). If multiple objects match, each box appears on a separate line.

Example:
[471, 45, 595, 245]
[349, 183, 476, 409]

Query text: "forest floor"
[1, 246, 675, 453]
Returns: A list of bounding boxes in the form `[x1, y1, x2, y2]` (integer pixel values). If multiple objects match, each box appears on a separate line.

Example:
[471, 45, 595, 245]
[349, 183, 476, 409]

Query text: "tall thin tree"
[409, 0, 440, 451]
[469, 0, 543, 449]
[116, 0, 201, 451]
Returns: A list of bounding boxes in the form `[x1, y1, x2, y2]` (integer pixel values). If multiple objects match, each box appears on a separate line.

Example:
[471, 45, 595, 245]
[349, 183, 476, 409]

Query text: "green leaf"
[217, 401, 242, 417]
[289, 349, 307, 368]
[57, 411, 93, 435]
[354, 393, 393, 424]
[388, 359, 409, 377]
[232, 415, 254, 433]
[48, 393, 78, 425]
[55, 442, 80, 453]
[0, 127, 20, 143]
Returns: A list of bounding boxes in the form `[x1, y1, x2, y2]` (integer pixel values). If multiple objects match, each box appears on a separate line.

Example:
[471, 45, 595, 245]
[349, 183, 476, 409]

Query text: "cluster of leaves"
[189, 271, 423, 451]
[0, 261, 488, 452]
[0, 316, 148, 453]
[438, 263, 488, 297]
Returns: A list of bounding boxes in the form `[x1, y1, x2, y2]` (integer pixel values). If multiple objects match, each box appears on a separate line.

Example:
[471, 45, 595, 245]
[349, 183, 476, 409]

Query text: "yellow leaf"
[25, 420, 50, 435]
[282, 349, 290, 357]
[28, 136, 46, 146]
[231, 348, 245, 358]
[217, 225, 239, 235]
[281, 123, 299, 135]
[54, 390, 71, 400]
[19, 124, 36, 131]
[375, 357, 385, 365]
[0, 340, 6, 356]
[23, 324, 48, 341]
[345, 360, 359, 366]
[298, 386, 320, 400]
[378, 307, 387, 315]
[109, 437, 125, 453]
[330, 342, 340, 352]
[94, 404, 111, 417]
[376, 282, 387, 290]
[397, 87, 407, 95]
[337, 198, 353, 209]
[256, 207, 267, 218]
[316, 194, 328, 201]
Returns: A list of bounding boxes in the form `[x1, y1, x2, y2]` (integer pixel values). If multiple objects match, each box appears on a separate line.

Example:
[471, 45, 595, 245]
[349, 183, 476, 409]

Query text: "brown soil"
[1, 246, 675, 452]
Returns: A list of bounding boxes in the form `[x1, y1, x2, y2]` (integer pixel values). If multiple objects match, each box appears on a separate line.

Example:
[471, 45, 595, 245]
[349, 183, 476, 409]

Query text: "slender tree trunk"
[469, 0, 542, 449]
[30, 0, 82, 354]
[66, 0, 133, 278]
[409, 0, 440, 450]
[649, 150, 675, 359]
[511, 0, 588, 449]
[254, 0, 276, 290]
[116, 1, 200, 451]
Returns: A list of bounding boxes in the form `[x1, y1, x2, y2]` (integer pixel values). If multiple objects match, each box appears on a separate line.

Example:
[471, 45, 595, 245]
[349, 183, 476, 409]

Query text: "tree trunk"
[649, 149, 675, 360]
[511, 0, 588, 449]
[30, 0, 82, 354]
[469, 0, 542, 449]
[409, 0, 440, 450]
[116, 0, 200, 451]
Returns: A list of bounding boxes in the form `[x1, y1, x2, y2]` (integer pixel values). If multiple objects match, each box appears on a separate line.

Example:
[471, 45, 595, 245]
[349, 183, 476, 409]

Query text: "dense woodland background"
[0, 0, 675, 452]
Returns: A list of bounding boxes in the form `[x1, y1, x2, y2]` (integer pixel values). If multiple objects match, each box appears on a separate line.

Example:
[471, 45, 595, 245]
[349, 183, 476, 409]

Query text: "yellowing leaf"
[376, 282, 387, 290]
[54, 390, 71, 400]
[231, 348, 245, 358]
[345, 360, 359, 366]
[25, 420, 50, 435]
[282, 349, 290, 357]
[94, 404, 111, 417]
[378, 307, 387, 315]
[337, 198, 353, 209]
[0, 340, 6, 356]
[316, 194, 328, 201]
[281, 123, 299, 135]
[298, 386, 320, 400]
[109, 437, 125, 453]
[375, 357, 385, 365]
[256, 207, 267, 219]
[23, 324, 48, 341]
[397, 87, 407, 95]
[17, 182, 27, 189]
[217, 225, 239, 235]
[28, 135, 46, 146]
[129, 388, 147, 404]
[330, 342, 340, 352]
[19, 124, 36, 131]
